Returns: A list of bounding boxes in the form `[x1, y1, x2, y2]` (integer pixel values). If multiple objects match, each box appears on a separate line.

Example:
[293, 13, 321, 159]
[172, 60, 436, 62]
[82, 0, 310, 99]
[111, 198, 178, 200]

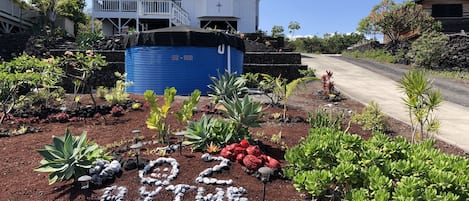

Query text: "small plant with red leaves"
[47, 113, 70, 123]
[110, 105, 124, 117]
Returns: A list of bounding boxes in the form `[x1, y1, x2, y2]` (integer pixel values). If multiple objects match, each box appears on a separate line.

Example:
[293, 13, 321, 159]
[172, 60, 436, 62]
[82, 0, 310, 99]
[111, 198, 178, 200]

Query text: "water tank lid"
[124, 26, 245, 52]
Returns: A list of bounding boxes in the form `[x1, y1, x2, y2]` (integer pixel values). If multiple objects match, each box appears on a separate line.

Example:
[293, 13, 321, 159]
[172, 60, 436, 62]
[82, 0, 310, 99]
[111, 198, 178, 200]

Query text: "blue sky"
[85, 0, 405, 37]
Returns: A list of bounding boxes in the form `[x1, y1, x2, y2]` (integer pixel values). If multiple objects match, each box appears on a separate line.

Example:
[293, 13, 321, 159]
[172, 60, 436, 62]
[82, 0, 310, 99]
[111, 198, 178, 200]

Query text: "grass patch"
[343, 49, 397, 63]
[422, 69, 469, 81]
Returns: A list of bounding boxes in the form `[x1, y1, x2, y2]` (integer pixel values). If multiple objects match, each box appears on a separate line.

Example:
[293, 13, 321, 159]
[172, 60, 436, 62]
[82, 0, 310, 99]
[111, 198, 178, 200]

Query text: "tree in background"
[358, 0, 440, 43]
[29, 0, 86, 27]
[271, 25, 285, 38]
[288, 21, 301, 37]
[288, 32, 365, 54]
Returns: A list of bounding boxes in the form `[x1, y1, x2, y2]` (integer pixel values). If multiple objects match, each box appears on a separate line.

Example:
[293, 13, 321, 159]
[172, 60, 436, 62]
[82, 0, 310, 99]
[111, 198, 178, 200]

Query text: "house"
[92, 0, 260, 35]
[415, 0, 469, 33]
[0, 0, 38, 34]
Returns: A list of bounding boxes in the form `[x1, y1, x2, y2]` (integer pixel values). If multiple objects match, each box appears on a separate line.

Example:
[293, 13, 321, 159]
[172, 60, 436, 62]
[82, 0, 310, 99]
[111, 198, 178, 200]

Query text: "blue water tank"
[124, 26, 245, 95]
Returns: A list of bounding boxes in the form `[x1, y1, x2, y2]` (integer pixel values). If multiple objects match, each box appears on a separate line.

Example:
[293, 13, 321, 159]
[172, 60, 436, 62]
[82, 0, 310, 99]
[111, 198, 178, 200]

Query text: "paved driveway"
[302, 54, 469, 152]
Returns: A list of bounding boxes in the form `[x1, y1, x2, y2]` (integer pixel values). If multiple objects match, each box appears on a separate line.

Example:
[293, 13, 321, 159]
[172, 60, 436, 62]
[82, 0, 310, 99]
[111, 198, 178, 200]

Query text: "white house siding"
[182, 0, 258, 33]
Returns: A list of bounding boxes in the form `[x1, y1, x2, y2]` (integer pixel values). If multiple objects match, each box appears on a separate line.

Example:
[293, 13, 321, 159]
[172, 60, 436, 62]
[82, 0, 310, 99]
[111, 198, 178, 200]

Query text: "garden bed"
[0, 81, 466, 201]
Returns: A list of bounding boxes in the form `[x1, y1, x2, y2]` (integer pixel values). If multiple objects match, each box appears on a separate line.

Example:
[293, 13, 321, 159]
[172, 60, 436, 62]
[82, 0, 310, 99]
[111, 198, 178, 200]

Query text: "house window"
[432, 4, 463, 17]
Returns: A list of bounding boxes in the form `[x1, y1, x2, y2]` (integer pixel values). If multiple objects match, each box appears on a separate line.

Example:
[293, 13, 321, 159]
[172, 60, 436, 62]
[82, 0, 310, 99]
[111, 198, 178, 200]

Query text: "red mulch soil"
[0, 81, 466, 201]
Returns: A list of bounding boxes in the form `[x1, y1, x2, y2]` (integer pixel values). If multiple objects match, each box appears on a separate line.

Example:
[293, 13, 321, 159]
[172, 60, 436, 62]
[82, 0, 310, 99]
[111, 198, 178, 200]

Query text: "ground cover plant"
[286, 125, 469, 200]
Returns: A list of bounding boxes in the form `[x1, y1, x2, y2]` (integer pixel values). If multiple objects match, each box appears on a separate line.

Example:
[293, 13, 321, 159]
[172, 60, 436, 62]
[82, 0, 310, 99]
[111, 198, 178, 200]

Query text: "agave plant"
[35, 128, 110, 185]
[208, 70, 248, 104]
[183, 115, 248, 151]
[221, 96, 262, 128]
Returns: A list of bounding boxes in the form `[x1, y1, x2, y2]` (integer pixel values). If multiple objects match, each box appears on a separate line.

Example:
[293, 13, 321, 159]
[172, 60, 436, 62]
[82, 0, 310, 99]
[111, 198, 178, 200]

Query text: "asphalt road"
[336, 56, 469, 107]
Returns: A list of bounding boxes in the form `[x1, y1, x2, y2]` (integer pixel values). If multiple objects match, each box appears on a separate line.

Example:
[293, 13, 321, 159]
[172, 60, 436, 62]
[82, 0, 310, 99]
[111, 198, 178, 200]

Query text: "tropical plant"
[176, 89, 201, 124]
[144, 87, 177, 143]
[96, 86, 108, 99]
[407, 31, 449, 69]
[184, 115, 249, 151]
[258, 74, 285, 106]
[399, 70, 442, 143]
[352, 101, 387, 132]
[61, 50, 107, 108]
[280, 76, 318, 119]
[208, 70, 248, 104]
[105, 72, 130, 105]
[257, 73, 317, 119]
[241, 72, 261, 89]
[35, 128, 111, 185]
[358, 0, 441, 43]
[221, 96, 262, 129]
[271, 25, 285, 37]
[0, 54, 64, 124]
[288, 21, 301, 37]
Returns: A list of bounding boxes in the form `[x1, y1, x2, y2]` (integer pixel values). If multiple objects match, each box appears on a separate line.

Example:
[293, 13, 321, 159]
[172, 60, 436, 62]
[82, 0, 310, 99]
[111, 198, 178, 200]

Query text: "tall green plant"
[221, 96, 262, 129]
[399, 70, 442, 143]
[144, 87, 177, 143]
[61, 50, 107, 108]
[35, 128, 110, 185]
[176, 89, 201, 124]
[208, 70, 248, 104]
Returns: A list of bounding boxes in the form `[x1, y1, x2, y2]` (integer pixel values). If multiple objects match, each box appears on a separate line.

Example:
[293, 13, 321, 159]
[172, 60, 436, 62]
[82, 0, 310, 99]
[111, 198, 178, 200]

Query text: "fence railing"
[93, 0, 190, 25]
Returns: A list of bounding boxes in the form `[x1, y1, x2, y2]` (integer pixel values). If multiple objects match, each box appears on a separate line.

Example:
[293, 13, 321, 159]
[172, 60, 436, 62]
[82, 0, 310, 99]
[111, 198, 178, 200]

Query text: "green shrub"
[352, 101, 386, 132]
[307, 109, 344, 130]
[76, 31, 104, 50]
[35, 129, 111, 185]
[183, 115, 249, 151]
[285, 127, 469, 200]
[407, 31, 449, 69]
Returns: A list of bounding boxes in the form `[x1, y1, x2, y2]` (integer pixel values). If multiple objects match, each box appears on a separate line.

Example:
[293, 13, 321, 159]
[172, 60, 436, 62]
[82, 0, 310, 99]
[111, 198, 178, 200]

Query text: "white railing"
[93, 0, 189, 25]
[93, 0, 137, 12]
[171, 1, 189, 25]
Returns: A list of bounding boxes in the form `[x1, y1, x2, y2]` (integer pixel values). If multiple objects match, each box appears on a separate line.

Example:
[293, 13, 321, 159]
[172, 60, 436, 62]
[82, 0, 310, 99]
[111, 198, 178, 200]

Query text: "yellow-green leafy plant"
[96, 86, 108, 99]
[399, 70, 442, 143]
[35, 128, 111, 185]
[144, 87, 176, 143]
[105, 72, 130, 105]
[176, 89, 201, 124]
[270, 131, 283, 144]
[352, 101, 387, 132]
